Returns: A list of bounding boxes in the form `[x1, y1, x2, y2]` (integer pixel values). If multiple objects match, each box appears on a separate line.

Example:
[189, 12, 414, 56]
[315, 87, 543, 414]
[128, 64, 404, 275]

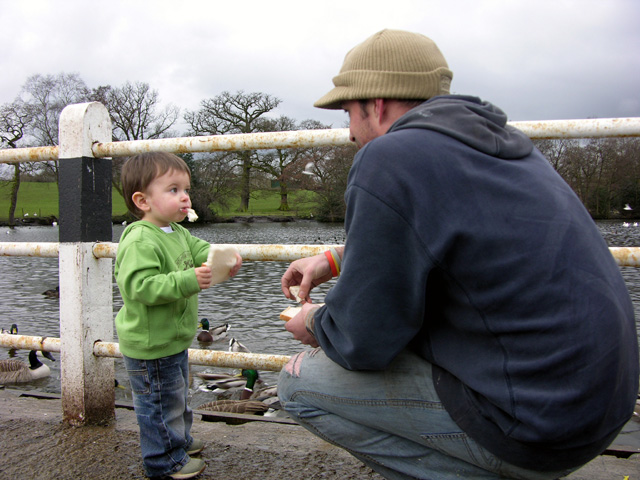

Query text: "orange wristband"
[325, 250, 339, 277]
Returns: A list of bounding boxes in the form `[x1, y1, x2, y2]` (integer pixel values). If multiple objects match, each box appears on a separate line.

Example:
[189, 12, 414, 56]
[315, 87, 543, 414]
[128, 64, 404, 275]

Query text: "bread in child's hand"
[205, 245, 240, 285]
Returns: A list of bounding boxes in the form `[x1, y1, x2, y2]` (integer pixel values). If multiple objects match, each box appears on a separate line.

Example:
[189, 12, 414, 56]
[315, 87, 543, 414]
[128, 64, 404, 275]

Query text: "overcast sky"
[1, 0, 638, 132]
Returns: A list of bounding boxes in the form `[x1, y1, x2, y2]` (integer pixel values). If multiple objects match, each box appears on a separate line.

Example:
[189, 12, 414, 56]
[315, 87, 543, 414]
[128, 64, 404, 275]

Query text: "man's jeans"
[123, 350, 194, 478]
[278, 349, 576, 480]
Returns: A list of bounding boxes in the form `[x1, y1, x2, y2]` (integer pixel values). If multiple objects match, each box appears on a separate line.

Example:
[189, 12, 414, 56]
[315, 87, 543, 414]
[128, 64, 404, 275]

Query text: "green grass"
[0, 182, 129, 219]
[216, 189, 319, 217]
[0, 182, 317, 220]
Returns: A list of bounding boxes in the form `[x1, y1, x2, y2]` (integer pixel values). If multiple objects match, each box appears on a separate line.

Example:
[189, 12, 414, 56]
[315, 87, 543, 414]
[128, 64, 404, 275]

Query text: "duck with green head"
[196, 318, 230, 343]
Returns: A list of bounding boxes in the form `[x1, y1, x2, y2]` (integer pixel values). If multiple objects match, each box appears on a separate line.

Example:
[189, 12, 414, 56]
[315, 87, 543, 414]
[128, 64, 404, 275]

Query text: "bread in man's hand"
[279, 306, 302, 321]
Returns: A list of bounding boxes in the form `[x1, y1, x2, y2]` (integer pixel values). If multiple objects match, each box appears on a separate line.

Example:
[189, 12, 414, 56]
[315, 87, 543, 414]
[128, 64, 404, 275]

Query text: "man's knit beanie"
[314, 29, 453, 110]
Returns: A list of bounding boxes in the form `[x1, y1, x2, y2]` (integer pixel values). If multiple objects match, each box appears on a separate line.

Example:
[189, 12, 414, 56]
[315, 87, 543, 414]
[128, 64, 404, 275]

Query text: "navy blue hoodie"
[313, 95, 639, 471]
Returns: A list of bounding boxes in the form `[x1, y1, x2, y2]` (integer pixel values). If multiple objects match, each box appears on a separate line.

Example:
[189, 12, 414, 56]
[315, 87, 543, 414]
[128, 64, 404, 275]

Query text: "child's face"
[137, 169, 192, 227]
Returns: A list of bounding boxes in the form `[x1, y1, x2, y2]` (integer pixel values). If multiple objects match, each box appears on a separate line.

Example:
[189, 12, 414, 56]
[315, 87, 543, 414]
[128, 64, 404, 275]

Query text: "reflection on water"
[0, 220, 638, 399]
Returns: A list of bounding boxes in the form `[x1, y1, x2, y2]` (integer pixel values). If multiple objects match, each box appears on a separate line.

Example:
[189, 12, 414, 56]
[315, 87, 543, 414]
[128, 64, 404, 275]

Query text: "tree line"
[1, 72, 638, 225]
[534, 137, 640, 219]
[0, 72, 355, 225]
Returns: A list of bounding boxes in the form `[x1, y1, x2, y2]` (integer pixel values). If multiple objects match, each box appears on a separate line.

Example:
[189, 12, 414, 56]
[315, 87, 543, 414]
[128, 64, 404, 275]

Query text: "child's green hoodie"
[115, 221, 210, 359]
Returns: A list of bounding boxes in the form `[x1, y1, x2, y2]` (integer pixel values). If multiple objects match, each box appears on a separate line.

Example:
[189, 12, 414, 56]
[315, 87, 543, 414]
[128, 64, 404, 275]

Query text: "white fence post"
[58, 102, 115, 426]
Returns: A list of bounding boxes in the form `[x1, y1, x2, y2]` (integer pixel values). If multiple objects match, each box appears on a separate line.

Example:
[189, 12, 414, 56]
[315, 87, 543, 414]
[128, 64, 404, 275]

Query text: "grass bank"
[0, 182, 318, 221]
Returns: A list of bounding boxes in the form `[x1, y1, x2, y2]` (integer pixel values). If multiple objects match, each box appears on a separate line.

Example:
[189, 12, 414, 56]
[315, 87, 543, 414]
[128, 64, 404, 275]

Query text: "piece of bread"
[279, 306, 301, 321]
[205, 245, 240, 285]
[279, 304, 325, 321]
[288, 286, 303, 303]
[186, 208, 198, 222]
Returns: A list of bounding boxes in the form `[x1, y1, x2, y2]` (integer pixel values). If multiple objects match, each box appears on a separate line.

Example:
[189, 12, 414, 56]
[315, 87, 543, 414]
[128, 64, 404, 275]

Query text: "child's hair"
[121, 152, 191, 219]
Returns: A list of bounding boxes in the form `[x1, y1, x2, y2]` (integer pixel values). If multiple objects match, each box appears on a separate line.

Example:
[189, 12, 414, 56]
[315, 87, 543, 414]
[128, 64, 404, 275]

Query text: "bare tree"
[533, 138, 578, 179]
[184, 152, 237, 221]
[20, 73, 90, 183]
[298, 143, 356, 222]
[185, 91, 281, 212]
[254, 117, 328, 211]
[0, 100, 33, 226]
[91, 81, 180, 198]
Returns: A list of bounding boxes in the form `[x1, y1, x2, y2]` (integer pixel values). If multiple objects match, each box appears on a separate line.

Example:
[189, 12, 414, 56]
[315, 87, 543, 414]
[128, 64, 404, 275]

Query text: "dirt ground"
[0, 387, 638, 480]
[0, 387, 383, 480]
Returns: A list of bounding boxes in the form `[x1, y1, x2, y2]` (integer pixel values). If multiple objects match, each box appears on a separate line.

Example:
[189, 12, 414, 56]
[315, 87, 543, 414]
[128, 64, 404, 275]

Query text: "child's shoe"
[186, 438, 205, 455]
[169, 457, 205, 479]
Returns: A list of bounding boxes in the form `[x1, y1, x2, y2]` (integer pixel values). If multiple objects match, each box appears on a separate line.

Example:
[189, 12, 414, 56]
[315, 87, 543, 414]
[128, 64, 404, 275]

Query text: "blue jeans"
[123, 350, 194, 478]
[278, 349, 577, 480]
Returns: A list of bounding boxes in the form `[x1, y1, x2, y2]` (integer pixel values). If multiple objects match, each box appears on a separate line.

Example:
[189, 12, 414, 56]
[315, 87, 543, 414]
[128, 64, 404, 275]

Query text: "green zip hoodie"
[114, 221, 210, 359]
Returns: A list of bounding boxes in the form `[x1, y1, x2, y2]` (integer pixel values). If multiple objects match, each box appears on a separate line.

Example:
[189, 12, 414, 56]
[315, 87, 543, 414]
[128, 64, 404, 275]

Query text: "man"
[278, 29, 638, 479]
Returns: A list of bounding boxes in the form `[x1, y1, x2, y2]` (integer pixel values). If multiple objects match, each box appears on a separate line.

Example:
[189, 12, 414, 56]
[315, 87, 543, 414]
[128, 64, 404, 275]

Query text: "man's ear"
[373, 98, 386, 126]
[132, 191, 150, 213]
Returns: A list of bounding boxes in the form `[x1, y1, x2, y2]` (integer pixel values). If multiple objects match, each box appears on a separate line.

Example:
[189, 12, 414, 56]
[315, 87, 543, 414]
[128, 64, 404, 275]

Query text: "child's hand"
[229, 253, 243, 278]
[195, 264, 213, 290]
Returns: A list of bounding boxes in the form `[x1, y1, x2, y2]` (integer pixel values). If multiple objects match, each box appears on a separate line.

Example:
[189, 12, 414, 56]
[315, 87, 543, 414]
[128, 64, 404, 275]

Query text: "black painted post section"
[58, 157, 112, 242]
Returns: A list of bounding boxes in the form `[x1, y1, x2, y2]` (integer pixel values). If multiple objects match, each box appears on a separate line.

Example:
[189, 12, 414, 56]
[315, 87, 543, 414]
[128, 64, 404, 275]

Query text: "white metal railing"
[0, 102, 639, 426]
[0, 242, 639, 266]
[0, 334, 291, 372]
[1, 117, 640, 164]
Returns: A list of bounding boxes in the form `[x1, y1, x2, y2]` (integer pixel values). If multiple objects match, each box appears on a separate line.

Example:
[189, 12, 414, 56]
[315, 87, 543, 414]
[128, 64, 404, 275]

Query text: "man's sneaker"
[169, 457, 206, 479]
[186, 438, 205, 455]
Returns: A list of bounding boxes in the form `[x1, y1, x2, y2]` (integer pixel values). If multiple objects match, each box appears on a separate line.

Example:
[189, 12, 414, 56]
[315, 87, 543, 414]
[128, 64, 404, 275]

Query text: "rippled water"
[0, 220, 638, 399]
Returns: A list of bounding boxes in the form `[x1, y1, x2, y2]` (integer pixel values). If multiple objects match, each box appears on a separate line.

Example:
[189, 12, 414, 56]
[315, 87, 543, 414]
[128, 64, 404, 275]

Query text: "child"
[115, 152, 241, 479]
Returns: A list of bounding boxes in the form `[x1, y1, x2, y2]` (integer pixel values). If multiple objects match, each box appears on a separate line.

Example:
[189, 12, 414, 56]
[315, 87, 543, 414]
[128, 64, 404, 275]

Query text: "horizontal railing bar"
[92, 242, 343, 261]
[0, 242, 60, 257]
[1, 118, 639, 163]
[2, 242, 640, 267]
[0, 145, 59, 164]
[92, 128, 353, 158]
[510, 117, 640, 139]
[0, 334, 61, 352]
[0, 334, 290, 372]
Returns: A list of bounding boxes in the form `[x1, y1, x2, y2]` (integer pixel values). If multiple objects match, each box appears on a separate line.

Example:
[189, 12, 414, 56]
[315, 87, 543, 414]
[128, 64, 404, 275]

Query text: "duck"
[228, 337, 250, 353]
[1, 324, 19, 356]
[196, 319, 230, 343]
[0, 350, 55, 384]
[199, 369, 264, 400]
[42, 286, 59, 298]
[1, 324, 18, 335]
[197, 399, 269, 416]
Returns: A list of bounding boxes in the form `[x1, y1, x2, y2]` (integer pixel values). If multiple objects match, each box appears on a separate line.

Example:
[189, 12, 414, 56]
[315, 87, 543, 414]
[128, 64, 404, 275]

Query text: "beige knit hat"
[314, 29, 453, 110]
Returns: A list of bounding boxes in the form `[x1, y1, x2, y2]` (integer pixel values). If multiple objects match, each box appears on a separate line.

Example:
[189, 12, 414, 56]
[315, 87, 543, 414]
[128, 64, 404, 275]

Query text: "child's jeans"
[123, 350, 194, 478]
[278, 349, 578, 480]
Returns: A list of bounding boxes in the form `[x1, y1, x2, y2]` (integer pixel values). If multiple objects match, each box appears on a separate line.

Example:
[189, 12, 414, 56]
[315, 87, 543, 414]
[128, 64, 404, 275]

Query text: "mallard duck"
[1, 324, 18, 356]
[197, 399, 269, 415]
[196, 371, 239, 382]
[196, 319, 230, 343]
[200, 369, 264, 400]
[42, 286, 59, 298]
[0, 350, 55, 384]
[228, 337, 250, 353]
[1, 324, 18, 335]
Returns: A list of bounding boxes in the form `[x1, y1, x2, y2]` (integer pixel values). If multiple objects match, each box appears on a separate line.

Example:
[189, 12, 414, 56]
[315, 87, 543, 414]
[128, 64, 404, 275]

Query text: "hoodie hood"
[390, 95, 533, 160]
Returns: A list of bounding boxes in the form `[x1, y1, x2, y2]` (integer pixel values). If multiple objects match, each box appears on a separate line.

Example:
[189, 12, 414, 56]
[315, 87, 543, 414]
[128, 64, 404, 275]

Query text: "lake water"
[0, 220, 639, 404]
